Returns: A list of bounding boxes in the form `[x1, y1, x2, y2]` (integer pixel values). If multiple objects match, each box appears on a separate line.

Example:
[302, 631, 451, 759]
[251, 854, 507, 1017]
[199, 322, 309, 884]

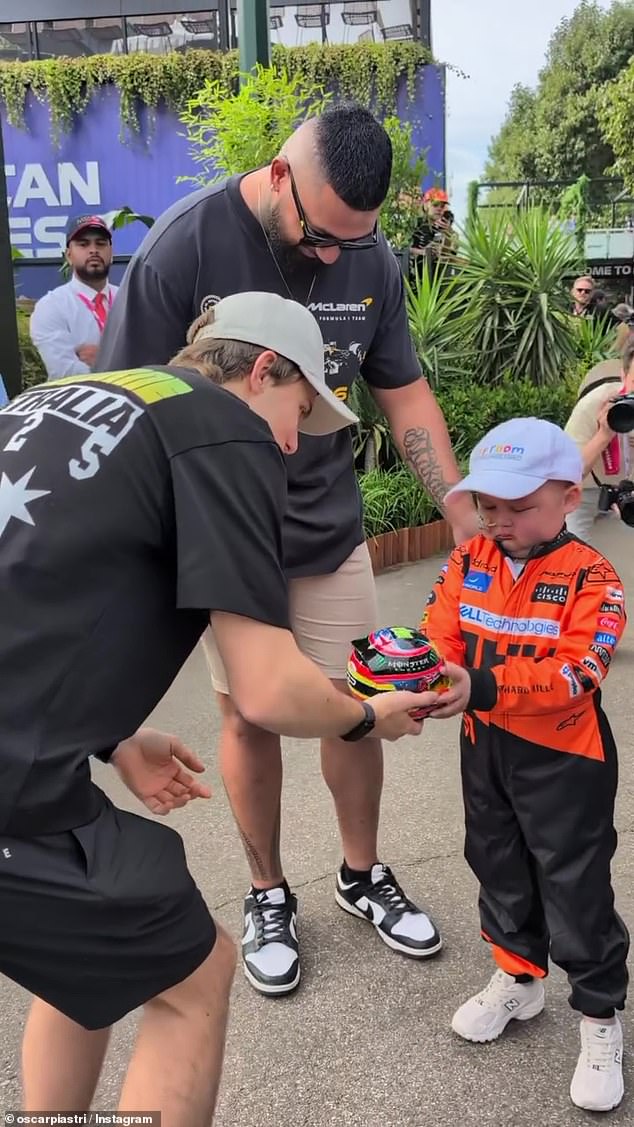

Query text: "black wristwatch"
[341, 700, 376, 742]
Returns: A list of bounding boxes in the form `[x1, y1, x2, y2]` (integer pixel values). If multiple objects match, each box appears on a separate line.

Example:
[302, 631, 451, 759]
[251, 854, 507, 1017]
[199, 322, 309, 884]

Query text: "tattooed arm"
[371, 379, 478, 544]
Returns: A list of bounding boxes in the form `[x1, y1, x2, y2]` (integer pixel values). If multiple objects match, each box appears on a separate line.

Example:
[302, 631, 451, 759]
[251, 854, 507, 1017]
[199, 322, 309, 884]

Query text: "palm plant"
[348, 379, 398, 472]
[571, 312, 620, 373]
[406, 265, 473, 388]
[458, 209, 580, 385]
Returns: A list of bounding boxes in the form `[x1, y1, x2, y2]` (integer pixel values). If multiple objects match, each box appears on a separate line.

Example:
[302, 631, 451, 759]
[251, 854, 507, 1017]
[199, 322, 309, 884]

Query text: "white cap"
[446, 417, 583, 500]
[193, 291, 359, 436]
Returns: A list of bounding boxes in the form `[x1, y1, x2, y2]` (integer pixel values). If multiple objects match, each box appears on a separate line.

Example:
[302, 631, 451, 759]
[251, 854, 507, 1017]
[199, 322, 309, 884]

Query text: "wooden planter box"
[366, 518, 453, 575]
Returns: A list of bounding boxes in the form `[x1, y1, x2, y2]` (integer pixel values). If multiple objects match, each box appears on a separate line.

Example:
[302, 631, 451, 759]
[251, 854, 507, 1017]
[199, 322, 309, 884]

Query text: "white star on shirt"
[0, 467, 51, 538]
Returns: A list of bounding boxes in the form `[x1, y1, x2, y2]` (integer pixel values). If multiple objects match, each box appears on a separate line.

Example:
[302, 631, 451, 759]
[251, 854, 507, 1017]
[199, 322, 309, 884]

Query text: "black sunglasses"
[287, 163, 378, 251]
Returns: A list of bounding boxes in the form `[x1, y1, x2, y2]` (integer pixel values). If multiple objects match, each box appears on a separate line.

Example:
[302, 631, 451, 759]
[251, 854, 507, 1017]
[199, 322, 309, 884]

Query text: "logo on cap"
[477, 442, 525, 461]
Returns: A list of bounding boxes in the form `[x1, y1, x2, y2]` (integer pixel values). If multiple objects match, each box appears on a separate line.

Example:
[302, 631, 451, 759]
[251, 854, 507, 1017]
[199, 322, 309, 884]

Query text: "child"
[423, 417, 629, 1113]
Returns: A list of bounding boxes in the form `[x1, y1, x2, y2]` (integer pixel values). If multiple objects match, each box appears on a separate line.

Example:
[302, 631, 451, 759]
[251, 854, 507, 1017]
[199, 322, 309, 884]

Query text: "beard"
[75, 261, 109, 284]
[263, 200, 314, 276]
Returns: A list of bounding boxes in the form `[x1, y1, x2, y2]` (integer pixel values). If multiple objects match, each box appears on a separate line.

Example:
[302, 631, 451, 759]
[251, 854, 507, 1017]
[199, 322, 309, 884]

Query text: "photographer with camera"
[565, 335, 634, 541]
[410, 187, 457, 276]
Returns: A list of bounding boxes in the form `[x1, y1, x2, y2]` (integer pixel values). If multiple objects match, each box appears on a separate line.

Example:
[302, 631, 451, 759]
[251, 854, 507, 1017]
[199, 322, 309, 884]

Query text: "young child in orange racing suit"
[422, 417, 629, 1114]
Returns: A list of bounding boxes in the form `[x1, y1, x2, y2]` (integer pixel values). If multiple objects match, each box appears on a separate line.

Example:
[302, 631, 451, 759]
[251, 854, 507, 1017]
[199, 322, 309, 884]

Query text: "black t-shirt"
[0, 365, 289, 835]
[96, 175, 422, 577]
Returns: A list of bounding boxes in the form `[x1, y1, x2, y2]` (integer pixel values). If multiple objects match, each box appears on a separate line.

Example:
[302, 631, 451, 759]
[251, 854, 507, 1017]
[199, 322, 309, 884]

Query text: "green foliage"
[406, 266, 471, 388]
[16, 309, 46, 389]
[485, 1, 634, 200]
[458, 209, 580, 385]
[360, 466, 436, 537]
[378, 116, 428, 249]
[179, 65, 330, 186]
[599, 57, 634, 190]
[570, 313, 620, 372]
[348, 379, 399, 472]
[0, 43, 431, 140]
[485, 84, 538, 185]
[434, 373, 578, 463]
[558, 174, 591, 262]
[466, 180, 480, 224]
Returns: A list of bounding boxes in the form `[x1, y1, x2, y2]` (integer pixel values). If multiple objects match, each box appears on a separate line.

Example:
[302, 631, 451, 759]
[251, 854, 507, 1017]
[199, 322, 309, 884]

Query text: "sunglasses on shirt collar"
[286, 162, 378, 251]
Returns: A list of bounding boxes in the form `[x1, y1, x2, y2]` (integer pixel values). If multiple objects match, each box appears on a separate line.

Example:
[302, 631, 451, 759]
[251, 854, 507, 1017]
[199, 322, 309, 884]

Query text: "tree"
[599, 59, 634, 189]
[485, 1, 634, 195]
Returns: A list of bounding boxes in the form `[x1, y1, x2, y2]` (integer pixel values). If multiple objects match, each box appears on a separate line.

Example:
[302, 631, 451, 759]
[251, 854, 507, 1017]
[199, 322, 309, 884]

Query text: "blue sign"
[3, 66, 446, 300]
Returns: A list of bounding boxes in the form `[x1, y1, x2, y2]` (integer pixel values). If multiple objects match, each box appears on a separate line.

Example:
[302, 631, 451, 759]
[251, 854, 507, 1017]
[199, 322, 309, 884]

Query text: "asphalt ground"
[2, 516, 634, 1125]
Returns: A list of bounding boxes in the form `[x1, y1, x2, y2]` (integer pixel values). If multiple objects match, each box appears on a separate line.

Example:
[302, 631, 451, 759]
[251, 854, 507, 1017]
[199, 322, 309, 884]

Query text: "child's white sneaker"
[451, 968, 545, 1042]
[570, 1016, 624, 1112]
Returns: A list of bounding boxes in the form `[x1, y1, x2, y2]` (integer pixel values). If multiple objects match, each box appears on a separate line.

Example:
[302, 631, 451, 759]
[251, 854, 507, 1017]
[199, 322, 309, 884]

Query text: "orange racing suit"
[423, 528, 629, 1016]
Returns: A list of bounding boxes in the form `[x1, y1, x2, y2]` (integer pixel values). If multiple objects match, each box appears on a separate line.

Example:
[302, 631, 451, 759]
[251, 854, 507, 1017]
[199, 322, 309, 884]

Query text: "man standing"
[0, 291, 429, 1125]
[571, 275, 597, 318]
[98, 104, 477, 996]
[30, 215, 117, 380]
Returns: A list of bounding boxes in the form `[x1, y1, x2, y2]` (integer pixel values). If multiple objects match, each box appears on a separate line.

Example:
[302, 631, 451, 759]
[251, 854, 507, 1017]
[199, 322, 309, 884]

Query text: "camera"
[598, 479, 634, 526]
[443, 209, 454, 224]
[606, 392, 634, 433]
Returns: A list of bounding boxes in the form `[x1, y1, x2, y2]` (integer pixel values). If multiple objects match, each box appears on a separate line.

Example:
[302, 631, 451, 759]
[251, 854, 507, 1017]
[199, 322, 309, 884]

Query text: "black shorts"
[0, 798, 216, 1030]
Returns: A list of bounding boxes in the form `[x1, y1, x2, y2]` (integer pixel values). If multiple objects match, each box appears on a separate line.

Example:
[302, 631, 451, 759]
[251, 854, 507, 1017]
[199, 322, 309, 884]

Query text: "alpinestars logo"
[308, 296, 373, 322]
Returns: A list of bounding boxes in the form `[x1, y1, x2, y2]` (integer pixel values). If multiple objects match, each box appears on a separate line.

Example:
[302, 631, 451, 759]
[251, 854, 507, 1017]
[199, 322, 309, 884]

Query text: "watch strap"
[341, 700, 376, 742]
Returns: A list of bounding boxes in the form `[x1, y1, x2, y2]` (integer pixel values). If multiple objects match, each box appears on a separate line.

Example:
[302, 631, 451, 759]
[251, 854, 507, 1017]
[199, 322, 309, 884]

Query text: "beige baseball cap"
[193, 291, 359, 436]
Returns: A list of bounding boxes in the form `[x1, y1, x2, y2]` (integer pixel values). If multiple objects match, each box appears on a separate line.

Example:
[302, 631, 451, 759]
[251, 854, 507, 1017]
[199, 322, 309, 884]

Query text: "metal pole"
[238, 0, 271, 82]
[415, 1, 431, 49]
[0, 113, 22, 399]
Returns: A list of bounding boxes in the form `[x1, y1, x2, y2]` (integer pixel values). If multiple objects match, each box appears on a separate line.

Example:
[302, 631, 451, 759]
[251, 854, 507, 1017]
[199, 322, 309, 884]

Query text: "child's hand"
[427, 663, 472, 718]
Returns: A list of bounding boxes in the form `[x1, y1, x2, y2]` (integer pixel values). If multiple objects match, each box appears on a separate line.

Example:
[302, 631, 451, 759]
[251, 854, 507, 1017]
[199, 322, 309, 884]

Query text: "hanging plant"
[0, 42, 432, 140]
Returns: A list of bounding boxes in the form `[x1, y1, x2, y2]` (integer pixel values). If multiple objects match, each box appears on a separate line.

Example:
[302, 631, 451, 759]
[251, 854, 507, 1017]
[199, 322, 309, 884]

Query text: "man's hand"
[370, 689, 440, 740]
[76, 343, 98, 367]
[427, 663, 472, 719]
[111, 727, 212, 815]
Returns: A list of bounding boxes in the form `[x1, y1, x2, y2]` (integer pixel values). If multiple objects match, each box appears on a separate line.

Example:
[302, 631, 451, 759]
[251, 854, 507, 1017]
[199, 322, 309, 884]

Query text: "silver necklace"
[257, 187, 317, 306]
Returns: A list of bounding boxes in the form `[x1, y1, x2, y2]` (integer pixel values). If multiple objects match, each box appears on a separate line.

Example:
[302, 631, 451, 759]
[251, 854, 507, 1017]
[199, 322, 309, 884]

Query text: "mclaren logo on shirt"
[459, 605, 560, 637]
[308, 296, 373, 323]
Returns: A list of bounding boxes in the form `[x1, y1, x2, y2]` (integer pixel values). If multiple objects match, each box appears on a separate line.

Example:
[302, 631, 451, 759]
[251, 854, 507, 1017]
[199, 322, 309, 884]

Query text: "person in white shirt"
[565, 334, 634, 541]
[30, 215, 118, 380]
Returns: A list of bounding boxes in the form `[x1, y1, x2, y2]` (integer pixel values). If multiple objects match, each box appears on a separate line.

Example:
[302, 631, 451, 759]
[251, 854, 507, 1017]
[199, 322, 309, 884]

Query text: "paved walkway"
[2, 518, 634, 1125]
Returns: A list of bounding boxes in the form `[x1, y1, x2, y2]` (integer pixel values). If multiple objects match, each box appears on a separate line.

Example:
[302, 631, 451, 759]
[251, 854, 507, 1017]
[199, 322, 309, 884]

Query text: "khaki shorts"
[202, 542, 378, 693]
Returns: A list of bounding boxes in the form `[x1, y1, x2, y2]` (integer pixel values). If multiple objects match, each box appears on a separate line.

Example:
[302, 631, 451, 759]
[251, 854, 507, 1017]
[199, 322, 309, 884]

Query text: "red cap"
[423, 187, 449, 204]
[66, 214, 111, 245]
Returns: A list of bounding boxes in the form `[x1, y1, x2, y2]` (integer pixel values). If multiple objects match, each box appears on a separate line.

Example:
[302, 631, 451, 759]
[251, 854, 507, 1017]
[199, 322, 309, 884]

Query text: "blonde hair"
[170, 308, 301, 385]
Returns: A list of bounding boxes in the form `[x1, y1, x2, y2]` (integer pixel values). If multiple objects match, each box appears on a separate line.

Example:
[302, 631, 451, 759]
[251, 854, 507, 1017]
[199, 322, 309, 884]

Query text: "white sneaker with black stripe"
[335, 862, 442, 957]
[451, 969, 545, 1042]
[570, 1017, 624, 1112]
[241, 884, 300, 996]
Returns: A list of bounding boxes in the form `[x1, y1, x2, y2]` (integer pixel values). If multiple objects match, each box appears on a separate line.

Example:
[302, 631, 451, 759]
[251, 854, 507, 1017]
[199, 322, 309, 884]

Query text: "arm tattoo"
[402, 426, 452, 510]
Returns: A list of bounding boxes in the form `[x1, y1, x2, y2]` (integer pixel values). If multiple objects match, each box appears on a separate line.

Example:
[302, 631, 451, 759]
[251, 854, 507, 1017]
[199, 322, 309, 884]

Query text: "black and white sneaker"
[335, 862, 442, 957]
[241, 884, 300, 996]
